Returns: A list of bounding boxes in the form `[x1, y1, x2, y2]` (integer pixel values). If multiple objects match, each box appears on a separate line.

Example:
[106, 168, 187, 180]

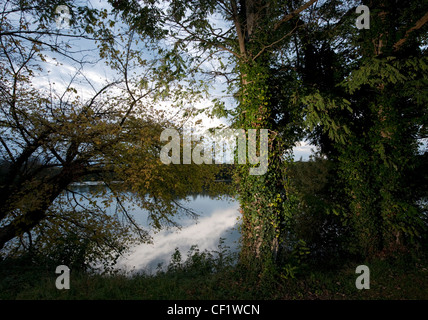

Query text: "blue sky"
[35, 0, 315, 161]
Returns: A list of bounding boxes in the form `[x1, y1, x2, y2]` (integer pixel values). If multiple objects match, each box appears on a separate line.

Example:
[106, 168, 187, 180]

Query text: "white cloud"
[292, 140, 316, 161]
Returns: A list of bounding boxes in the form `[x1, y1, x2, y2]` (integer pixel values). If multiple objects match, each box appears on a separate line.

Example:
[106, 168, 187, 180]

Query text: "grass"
[1, 246, 427, 300]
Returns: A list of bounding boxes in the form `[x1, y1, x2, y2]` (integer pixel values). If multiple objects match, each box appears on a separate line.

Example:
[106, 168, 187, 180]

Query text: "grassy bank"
[1, 247, 427, 300]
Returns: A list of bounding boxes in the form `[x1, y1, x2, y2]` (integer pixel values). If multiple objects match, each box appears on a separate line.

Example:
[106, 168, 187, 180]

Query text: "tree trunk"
[0, 164, 81, 250]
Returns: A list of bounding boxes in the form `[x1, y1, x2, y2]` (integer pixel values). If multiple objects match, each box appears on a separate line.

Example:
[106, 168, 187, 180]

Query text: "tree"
[109, 0, 325, 271]
[0, 0, 218, 269]
[294, 0, 428, 257]
[335, 0, 428, 257]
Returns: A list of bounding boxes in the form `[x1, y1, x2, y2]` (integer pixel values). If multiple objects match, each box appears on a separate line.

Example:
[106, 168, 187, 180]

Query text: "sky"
[34, 0, 315, 161]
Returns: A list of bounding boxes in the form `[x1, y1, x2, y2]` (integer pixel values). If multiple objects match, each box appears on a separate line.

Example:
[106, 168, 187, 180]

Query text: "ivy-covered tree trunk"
[235, 59, 277, 265]
[234, 55, 298, 270]
[226, 0, 310, 270]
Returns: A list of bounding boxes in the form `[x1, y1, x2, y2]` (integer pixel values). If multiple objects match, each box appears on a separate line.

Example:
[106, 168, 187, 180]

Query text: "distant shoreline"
[70, 179, 232, 186]
[69, 181, 122, 186]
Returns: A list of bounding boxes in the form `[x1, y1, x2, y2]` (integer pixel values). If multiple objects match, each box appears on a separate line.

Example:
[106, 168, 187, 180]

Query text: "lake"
[116, 194, 241, 273]
[68, 184, 241, 273]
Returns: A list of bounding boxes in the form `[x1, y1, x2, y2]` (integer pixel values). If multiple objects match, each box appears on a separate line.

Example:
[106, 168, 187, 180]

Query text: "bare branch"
[253, 20, 301, 61]
[0, 136, 15, 162]
[273, 0, 318, 31]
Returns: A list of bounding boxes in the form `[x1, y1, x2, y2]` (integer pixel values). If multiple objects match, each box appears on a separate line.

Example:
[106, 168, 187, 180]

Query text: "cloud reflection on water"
[115, 196, 241, 273]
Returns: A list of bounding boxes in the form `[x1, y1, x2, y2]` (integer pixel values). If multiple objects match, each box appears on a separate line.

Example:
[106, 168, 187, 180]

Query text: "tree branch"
[273, 0, 318, 31]
[230, 0, 246, 56]
[253, 21, 300, 61]
[393, 11, 428, 51]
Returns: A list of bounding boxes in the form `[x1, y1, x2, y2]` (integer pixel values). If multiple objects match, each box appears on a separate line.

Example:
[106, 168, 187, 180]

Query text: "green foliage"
[0, 0, 221, 268]
[293, 1, 428, 260]
[301, 92, 352, 144]
[1, 244, 427, 300]
[288, 157, 351, 265]
[279, 240, 310, 280]
[164, 238, 237, 276]
[334, 55, 428, 257]
[2, 0, 427, 288]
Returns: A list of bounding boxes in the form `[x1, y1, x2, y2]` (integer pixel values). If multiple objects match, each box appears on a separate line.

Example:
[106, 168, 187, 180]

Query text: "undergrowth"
[0, 238, 427, 300]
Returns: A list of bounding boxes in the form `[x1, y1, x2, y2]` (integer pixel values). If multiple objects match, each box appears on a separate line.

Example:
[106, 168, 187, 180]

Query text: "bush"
[161, 238, 237, 277]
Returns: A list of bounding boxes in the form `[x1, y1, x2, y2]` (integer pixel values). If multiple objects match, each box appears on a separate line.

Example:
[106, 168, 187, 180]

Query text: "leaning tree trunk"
[0, 164, 81, 250]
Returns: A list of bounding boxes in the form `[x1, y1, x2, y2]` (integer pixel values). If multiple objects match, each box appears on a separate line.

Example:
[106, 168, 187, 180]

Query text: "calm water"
[116, 194, 241, 273]
[68, 184, 241, 273]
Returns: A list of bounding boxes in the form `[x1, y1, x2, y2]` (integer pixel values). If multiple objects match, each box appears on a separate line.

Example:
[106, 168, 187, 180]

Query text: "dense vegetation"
[1, 238, 427, 299]
[0, 0, 427, 300]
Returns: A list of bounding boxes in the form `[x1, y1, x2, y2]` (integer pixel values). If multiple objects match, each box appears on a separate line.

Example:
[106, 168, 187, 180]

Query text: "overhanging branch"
[393, 11, 428, 51]
[273, 0, 318, 31]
